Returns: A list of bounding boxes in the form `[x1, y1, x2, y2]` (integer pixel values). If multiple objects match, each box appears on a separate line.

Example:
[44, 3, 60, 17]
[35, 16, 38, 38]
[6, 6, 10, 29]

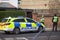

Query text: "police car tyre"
[13, 28, 20, 34]
[4, 31, 10, 34]
[38, 27, 42, 32]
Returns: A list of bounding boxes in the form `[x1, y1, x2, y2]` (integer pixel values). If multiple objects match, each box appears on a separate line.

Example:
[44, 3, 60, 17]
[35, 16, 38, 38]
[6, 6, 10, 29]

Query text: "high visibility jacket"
[40, 17, 45, 23]
[53, 16, 58, 22]
[41, 23, 45, 28]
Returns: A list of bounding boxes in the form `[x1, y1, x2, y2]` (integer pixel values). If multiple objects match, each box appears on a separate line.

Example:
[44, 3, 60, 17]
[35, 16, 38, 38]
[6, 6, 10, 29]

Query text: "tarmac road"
[0, 30, 60, 40]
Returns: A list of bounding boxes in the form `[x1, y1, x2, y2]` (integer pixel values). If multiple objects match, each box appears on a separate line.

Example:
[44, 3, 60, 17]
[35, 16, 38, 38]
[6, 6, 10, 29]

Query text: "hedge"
[0, 10, 25, 21]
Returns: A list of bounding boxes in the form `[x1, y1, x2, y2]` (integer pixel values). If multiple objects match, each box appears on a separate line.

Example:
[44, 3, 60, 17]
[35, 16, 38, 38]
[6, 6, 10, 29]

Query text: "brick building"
[0, 0, 60, 28]
[19, 0, 60, 28]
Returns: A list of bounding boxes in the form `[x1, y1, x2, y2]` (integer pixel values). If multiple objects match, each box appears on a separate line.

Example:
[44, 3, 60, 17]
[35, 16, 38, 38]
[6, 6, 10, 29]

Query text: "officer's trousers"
[53, 22, 57, 31]
[41, 22, 45, 32]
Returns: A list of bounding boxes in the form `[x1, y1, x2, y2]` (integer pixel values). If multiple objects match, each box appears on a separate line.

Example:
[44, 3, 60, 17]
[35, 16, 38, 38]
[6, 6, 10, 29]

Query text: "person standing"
[40, 15, 45, 32]
[40, 15, 45, 24]
[52, 14, 58, 31]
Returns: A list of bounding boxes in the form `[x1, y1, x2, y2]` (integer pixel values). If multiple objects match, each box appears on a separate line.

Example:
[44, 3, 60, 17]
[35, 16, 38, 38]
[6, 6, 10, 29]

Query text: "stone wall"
[20, 0, 49, 9]
[32, 13, 60, 28]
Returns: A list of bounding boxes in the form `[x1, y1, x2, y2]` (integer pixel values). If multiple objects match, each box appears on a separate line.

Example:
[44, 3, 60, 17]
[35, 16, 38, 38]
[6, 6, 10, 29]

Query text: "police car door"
[13, 19, 26, 31]
[26, 19, 37, 31]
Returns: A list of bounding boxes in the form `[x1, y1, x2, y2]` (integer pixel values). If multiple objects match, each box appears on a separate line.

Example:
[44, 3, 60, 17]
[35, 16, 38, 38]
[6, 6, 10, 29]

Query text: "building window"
[18, 0, 21, 4]
[18, 1, 20, 4]
[18, 0, 21, 1]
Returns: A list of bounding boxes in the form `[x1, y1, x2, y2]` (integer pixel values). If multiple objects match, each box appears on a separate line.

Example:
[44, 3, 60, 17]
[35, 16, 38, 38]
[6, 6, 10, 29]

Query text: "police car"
[0, 17, 45, 34]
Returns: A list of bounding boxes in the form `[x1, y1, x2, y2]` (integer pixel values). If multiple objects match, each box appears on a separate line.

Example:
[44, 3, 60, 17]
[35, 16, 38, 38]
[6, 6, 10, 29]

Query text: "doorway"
[27, 12, 32, 18]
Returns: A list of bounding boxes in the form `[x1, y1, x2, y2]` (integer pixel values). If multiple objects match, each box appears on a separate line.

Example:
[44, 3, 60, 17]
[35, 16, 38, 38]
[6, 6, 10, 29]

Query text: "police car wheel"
[13, 28, 20, 34]
[4, 31, 10, 34]
[38, 27, 42, 32]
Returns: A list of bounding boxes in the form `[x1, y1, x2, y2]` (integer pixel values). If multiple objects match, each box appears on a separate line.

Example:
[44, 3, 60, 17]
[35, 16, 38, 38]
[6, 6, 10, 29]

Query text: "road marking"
[0, 36, 58, 40]
[3, 37, 28, 40]
[16, 37, 28, 40]
[0, 39, 2, 40]
[27, 36, 57, 38]
[4, 38, 14, 40]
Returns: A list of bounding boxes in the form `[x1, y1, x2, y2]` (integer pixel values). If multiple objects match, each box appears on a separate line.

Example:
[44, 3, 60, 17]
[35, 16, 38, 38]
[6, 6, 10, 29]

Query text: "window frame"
[12, 19, 25, 22]
[26, 18, 36, 23]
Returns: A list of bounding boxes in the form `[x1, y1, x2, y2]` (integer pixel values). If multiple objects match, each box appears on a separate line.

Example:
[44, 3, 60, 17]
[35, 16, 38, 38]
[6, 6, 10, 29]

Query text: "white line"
[27, 36, 57, 38]
[4, 37, 28, 40]
[16, 37, 28, 40]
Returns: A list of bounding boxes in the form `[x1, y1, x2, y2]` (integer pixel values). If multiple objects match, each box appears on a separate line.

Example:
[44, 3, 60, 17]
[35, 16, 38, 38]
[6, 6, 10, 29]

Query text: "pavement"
[45, 27, 60, 31]
[0, 28, 60, 40]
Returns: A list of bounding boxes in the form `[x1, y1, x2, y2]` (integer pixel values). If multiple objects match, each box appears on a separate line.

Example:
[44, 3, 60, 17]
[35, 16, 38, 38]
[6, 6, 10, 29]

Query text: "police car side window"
[2, 19, 7, 22]
[13, 19, 25, 22]
[2, 19, 10, 22]
[27, 19, 35, 22]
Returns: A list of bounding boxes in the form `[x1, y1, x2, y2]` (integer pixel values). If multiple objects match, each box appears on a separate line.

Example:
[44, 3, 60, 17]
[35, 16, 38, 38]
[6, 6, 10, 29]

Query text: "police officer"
[40, 15, 45, 24]
[40, 15, 45, 32]
[52, 14, 58, 31]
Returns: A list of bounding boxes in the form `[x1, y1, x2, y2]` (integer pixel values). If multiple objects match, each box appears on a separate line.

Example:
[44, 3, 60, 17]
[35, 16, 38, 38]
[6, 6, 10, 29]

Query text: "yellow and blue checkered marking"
[13, 22, 45, 31]
[14, 22, 38, 30]
[26, 23, 33, 29]
[14, 22, 20, 28]
[20, 22, 26, 29]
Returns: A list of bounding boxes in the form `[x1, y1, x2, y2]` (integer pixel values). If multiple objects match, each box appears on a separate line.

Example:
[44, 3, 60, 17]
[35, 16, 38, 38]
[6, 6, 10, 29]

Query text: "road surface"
[0, 31, 60, 40]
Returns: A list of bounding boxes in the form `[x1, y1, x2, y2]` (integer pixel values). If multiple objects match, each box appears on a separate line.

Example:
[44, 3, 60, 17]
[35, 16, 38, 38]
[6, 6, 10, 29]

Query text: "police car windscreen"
[2, 19, 10, 22]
